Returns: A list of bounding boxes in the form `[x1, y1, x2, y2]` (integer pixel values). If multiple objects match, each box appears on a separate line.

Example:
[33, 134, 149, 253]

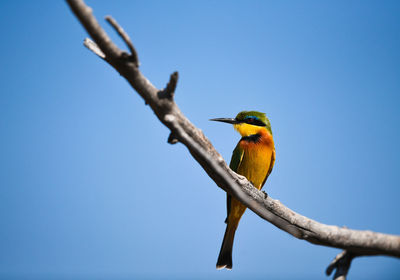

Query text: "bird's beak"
[209, 118, 239, 124]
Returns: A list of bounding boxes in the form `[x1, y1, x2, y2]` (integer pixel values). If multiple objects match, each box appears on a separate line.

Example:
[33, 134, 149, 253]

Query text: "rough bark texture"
[66, 0, 400, 277]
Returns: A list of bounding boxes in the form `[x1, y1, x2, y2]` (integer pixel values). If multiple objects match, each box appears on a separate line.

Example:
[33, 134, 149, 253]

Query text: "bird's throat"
[239, 128, 274, 148]
[234, 123, 264, 137]
[241, 134, 261, 143]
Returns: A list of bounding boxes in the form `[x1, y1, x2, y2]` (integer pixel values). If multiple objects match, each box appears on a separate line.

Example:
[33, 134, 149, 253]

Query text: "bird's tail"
[216, 223, 237, 270]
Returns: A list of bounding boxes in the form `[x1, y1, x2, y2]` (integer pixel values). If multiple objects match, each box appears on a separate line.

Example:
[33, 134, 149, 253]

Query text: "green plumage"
[229, 143, 244, 172]
[225, 143, 244, 222]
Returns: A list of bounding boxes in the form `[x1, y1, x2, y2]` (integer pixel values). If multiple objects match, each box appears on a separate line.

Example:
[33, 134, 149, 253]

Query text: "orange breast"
[237, 131, 274, 189]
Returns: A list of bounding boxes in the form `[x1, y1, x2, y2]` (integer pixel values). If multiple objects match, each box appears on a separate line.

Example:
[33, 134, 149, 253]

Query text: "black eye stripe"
[243, 118, 266, 127]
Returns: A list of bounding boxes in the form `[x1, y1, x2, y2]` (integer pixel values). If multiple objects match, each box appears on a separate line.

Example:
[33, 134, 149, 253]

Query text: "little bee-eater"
[211, 111, 275, 270]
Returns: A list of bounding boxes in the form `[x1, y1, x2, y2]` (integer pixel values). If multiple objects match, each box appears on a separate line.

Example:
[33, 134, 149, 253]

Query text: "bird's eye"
[246, 118, 254, 123]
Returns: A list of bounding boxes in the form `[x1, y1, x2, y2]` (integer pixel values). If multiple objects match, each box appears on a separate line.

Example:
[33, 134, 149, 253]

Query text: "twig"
[163, 71, 179, 99]
[83, 38, 105, 59]
[326, 250, 355, 280]
[67, 0, 122, 63]
[105, 15, 139, 66]
[167, 132, 179, 144]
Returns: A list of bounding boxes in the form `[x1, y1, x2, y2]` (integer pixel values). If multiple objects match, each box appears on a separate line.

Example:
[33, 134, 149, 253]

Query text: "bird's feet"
[262, 190, 268, 199]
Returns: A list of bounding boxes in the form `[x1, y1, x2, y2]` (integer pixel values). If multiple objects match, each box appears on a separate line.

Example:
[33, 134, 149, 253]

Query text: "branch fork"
[326, 250, 355, 280]
[105, 15, 139, 66]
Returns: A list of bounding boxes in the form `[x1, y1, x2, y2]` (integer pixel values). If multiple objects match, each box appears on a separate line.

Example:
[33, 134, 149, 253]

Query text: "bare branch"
[105, 15, 139, 66]
[163, 71, 179, 99]
[67, 0, 122, 62]
[326, 250, 355, 280]
[66, 0, 400, 276]
[83, 38, 105, 59]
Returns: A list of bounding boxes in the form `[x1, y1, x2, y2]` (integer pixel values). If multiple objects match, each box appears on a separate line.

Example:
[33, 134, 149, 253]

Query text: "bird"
[210, 110, 275, 270]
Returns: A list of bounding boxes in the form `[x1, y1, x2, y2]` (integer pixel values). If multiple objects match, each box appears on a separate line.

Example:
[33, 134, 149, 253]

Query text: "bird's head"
[210, 110, 272, 137]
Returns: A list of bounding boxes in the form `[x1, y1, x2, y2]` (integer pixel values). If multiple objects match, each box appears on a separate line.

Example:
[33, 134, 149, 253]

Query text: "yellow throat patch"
[234, 123, 265, 137]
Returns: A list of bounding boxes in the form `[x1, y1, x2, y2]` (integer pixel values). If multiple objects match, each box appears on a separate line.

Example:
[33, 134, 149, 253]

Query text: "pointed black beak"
[209, 118, 239, 124]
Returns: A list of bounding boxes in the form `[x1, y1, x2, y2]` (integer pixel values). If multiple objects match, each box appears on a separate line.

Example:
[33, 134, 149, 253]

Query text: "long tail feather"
[216, 223, 236, 270]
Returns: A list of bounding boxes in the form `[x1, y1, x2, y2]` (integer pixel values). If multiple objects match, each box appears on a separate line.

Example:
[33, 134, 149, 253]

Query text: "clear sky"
[1, 1, 399, 279]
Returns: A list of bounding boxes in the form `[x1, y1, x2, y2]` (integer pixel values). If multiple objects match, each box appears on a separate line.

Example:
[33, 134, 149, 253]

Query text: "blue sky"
[0, 1, 399, 279]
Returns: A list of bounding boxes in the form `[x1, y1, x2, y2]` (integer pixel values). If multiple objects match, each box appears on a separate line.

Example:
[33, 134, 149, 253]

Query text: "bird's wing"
[229, 142, 244, 172]
[225, 142, 245, 223]
[261, 147, 275, 188]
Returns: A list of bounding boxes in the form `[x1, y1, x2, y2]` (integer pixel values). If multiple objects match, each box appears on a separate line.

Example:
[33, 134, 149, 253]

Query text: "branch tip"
[168, 133, 179, 144]
[164, 71, 179, 98]
[105, 15, 139, 66]
[83, 38, 106, 59]
[326, 250, 354, 280]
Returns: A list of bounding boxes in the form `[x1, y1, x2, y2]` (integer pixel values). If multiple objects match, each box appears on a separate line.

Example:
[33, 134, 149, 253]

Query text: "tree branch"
[83, 38, 105, 59]
[105, 15, 139, 66]
[66, 0, 400, 276]
[326, 250, 355, 280]
[163, 71, 179, 99]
